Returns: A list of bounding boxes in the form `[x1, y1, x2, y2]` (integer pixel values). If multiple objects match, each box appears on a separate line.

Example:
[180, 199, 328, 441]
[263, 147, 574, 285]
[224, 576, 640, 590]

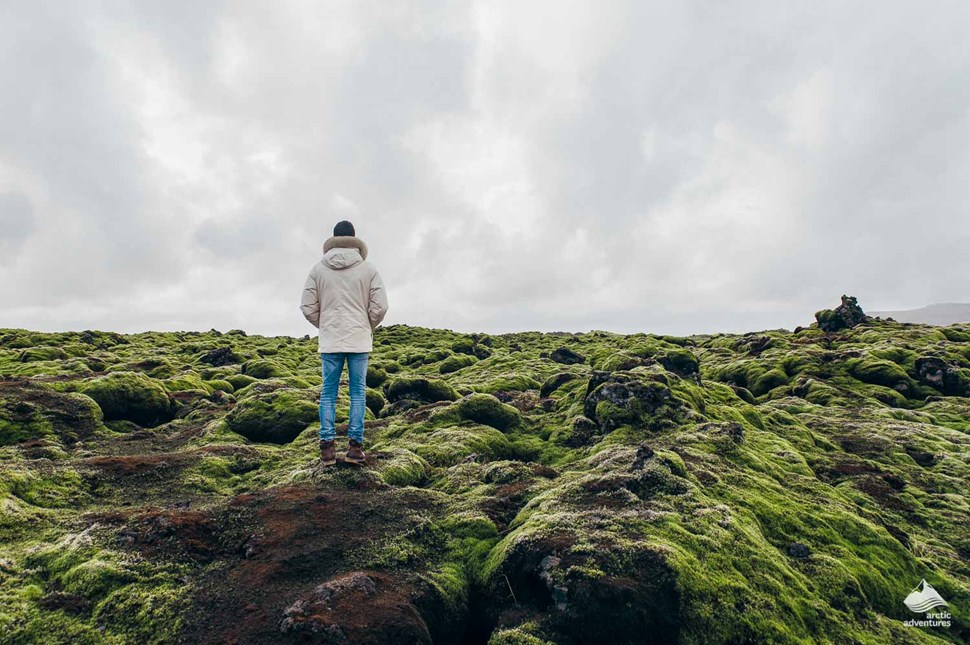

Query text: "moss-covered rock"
[549, 347, 586, 365]
[366, 364, 389, 387]
[365, 387, 385, 415]
[443, 393, 522, 431]
[161, 373, 215, 395]
[0, 383, 104, 445]
[224, 388, 317, 444]
[241, 358, 287, 379]
[657, 348, 700, 378]
[439, 354, 478, 374]
[226, 373, 258, 391]
[385, 377, 460, 404]
[539, 372, 580, 398]
[814, 294, 870, 332]
[481, 375, 541, 393]
[18, 346, 68, 362]
[80, 372, 174, 427]
[583, 371, 687, 432]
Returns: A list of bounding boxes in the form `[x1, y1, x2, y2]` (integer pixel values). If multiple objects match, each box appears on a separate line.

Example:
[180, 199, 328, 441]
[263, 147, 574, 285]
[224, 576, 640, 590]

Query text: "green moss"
[437, 393, 522, 431]
[225, 388, 317, 444]
[226, 374, 257, 390]
[80, 372, 173, 427]
[161, 373, 214, 395]
[241, 359, 287, 379]
[411, 425, 512, 466]
[658, 348, 700, 377]
[376, 448, 430, 486]
[366, 364, 388, 387]
[385, 377, 460, 403]
[3, 321, 970, 643]
[0, 385, 104, 445]
[846, 357, 915, 393]
[750, 368, 790, 396]
[439, 354, 478, 374]
[204, 379, 235, 393]
[18, 346, 68, 362]
[481, 375, 542, 393]
[365, 387, 385, 415]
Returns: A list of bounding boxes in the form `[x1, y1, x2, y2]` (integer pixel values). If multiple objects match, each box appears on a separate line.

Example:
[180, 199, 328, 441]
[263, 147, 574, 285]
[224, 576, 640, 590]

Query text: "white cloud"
[1, 0, 968, 336]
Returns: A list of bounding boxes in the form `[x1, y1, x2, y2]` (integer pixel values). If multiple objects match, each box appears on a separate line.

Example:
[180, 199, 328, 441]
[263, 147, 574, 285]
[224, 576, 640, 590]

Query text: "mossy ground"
[0, 319, 967, 643]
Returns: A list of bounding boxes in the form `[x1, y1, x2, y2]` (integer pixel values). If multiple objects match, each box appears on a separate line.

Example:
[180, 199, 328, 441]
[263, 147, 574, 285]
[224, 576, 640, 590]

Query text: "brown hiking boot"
[319, 439, 336, 466]
[345, 439, 366, 465]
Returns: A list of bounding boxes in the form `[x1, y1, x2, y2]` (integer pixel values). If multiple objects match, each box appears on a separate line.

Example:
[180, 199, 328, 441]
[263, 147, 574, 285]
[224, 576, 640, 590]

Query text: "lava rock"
[385, 377, 460, 404]
[225, 388, 317, 444]
[915, 356, 970, 396]
[80, 372, 174, 427]
[815, 295, 869, 332]
[452, 393, 521, 431]
[199, 346, 241, 367]
[540, 372, 580, 398]
[657, 348, 700, 379]
[787, 543, 811, 559]
[0, 382, 105, 445]
[583, 372, 684, 432]
[550, 347, 586, 365]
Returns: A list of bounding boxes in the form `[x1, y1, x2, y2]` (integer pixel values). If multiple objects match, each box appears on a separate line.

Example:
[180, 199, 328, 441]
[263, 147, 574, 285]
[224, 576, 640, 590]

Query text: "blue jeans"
[319, 352, 368, 443]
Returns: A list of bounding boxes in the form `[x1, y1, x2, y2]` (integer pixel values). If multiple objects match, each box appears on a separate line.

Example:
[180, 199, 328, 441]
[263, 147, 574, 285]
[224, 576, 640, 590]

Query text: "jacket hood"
[322, 235, 367, 270]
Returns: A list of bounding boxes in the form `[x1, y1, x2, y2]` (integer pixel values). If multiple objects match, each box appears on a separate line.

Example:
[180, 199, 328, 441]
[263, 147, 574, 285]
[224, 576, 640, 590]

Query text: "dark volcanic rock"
[657, 348, 700, 379]
[915, 356, 970, 396]
[0, 382, 105, 445]
[583, 371, 685, 432]
[199, 346, 241, 367]
[225, 389, 317, 444]
[815, 295, 870, 332]
[279, 571, 432, 643]
[550, 347, 586, 365]
[540, 372, 580, 398]
[787, 543, 811, 559]
[384, 377, 460, 404]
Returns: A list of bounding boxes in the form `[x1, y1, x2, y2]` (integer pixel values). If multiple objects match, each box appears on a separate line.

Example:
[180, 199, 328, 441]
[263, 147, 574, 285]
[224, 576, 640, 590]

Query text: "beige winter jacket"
[300, 236, 388, 353]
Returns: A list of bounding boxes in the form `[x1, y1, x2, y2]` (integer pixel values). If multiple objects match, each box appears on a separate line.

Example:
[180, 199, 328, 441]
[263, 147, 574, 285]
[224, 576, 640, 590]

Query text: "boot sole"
[320, 458, 336, 466]
[343, 456, 366, 466]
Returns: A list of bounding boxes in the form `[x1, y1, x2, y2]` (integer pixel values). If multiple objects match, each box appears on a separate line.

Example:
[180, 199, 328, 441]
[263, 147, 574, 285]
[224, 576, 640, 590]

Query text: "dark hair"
[333, 220, 355, 237]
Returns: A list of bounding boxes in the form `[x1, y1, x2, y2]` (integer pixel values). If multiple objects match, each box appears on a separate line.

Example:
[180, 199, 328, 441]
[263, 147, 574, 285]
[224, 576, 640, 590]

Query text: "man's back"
[301, 234, 388, 354]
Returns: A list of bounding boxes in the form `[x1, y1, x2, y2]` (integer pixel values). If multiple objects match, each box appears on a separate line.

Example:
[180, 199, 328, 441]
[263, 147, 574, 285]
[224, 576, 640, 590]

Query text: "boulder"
[199, 347, 241, 367]
[385, 377, 460, 404]
[0, 383, 104, 445]
[815, 295, 869, 332]
[241, 359, 286, 379]
[540, 373, 580, 398]
[915, 356, 970, 397]
[550, 347, 586, 365]
[452, 393, 521, 431]
[583, 371, 685, 433]
[81, 372, 174, 427]
[225, 388, 317, 444]
[657, 348, 700, 379]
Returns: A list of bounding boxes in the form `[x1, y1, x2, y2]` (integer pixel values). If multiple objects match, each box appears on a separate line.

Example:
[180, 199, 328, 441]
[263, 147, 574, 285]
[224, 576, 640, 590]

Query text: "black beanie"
[333, 220, 355, 237]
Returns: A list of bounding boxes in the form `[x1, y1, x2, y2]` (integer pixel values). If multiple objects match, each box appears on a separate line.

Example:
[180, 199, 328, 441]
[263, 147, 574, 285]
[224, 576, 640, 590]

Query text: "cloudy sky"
[1, 1, 968, 337]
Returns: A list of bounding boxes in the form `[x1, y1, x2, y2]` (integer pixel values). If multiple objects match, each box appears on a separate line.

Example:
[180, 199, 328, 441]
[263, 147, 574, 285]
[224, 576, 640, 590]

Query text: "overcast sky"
[1, 1, 968, 337]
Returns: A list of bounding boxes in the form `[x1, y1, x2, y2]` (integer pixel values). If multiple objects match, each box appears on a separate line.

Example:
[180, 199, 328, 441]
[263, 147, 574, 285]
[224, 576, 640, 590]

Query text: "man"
[300, 221, 388, 466]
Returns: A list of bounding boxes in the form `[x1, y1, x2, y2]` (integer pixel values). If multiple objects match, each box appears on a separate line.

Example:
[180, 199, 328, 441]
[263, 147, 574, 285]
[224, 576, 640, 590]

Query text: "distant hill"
[870, 302, 970, 325]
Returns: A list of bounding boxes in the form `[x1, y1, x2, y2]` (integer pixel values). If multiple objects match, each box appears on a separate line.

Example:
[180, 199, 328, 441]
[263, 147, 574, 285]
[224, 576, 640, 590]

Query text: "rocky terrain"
[0, 297, 967, 644]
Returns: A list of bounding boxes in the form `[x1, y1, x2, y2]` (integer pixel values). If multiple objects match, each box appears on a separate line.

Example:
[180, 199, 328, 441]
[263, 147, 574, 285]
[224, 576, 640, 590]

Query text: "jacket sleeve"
[300, 271, 321, 327]
[368, 269, 389, 329]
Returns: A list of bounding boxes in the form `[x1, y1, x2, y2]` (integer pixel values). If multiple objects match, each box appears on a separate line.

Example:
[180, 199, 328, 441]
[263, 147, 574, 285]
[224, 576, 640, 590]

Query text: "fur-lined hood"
[322, 236, 368, 270]
[323, 235, 368, 260]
